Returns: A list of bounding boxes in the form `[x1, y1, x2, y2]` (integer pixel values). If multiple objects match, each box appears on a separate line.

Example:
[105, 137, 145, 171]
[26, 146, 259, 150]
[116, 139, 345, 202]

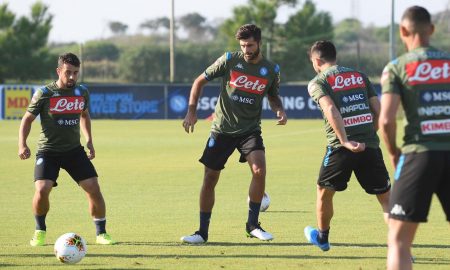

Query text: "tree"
[119, 45, 169, 82]
[140, 17, 170, 33]
[0, 4, 15, 81]
[277, 0, 333, 80]
[0, 2, 54, 82]
[219, 0, 297, 53]
[83, 41, 120, 61]
[108, 21, 128, 36]
[178, 12, 212, 41]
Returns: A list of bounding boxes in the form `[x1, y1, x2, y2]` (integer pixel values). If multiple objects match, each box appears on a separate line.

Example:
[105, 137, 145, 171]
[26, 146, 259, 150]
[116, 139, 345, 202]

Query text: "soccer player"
[18, 53, 116, 246]
[304, 41, 391, 251]
[379, 6, 450, 270]
[180, 24, 287, 244]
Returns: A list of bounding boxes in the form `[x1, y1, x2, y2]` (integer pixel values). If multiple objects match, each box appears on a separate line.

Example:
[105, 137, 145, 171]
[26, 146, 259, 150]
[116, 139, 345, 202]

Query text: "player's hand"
[342, 141, 365, 153]
[182, 112, 197, 133]
[276, 110, 287, 125]
[86, 141, 95, 160]
[18, 145, 31, 160]
[389, 147, 402, 171]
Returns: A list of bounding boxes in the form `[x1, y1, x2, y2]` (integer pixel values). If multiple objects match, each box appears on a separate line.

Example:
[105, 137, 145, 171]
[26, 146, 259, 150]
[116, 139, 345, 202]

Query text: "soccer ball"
[54, 233, 87, 264]
[247, 192, 271, 212]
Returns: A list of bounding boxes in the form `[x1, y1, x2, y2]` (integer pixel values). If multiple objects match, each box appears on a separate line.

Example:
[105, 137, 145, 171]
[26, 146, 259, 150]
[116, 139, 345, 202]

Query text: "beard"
[244, 46, 260, 61]
[65, 79, 76, 88]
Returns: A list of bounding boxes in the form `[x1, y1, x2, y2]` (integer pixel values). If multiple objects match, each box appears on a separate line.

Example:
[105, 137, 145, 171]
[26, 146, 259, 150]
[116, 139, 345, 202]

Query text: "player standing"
[305, 41, 391, 251]
[379, 6, 450, 270]
[180, 24, 287, 244]
[18, 53, 116, 246]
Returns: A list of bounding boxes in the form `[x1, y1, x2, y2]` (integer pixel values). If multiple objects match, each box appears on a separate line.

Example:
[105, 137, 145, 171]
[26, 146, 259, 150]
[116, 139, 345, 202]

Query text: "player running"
[180, 24, 287, 244]
[18, 53, 116, 246]
[305, 40, 391, 251]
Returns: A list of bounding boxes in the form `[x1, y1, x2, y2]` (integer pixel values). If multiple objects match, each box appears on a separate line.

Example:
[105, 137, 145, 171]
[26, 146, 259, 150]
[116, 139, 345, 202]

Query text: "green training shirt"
[204, 51, 280, 136]
[27, 82, 90, 153]
[381, 46, 450, 153]
[308, 65, 380, 148]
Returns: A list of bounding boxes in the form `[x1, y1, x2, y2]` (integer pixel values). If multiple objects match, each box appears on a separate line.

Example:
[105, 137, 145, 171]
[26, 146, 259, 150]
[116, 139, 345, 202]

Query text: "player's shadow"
[263, 210, 311, 213]
[3, 253, 449, 267]
[332, 242, 450, 249]
[115, 241, 450, 249]
[118, 241, 310, 247]
[332, 242, 386, 248]
[87, 253, 386, 260]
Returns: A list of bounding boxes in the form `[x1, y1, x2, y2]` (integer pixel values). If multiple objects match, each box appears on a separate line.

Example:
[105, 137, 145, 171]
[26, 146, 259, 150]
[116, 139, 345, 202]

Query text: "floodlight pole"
[389, 0, 396, 60]
[170, 0, 175, 83]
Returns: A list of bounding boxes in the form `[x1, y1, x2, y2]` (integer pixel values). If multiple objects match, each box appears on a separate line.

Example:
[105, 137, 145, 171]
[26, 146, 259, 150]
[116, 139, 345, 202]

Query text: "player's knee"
[204, 168, 220, 182]
[34, 183, 52, 197]
[35, 188, 51, 199]
[80, 177, 101, 194]
[251, 165, 266, 179]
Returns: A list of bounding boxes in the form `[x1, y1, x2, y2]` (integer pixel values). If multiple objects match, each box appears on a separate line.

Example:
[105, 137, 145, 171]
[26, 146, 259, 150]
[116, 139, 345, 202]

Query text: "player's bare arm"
[379, 93, 402, 169]
[80, 109, 95, 160]
[183, 74, 208, 133]
[267, 95, 287, 125]
[319, 95, 365, 153]
[368, 96, 381, 132]
[18, 111, 36, 160]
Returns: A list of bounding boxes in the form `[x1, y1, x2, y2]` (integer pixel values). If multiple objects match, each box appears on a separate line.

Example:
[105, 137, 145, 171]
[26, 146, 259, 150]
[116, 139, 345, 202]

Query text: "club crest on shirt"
[259, 67, 268, 76]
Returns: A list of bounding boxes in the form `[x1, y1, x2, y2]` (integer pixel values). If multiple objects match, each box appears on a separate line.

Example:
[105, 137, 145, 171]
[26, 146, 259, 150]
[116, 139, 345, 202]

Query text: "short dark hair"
[235, 24, 261, 42]
[310, 40, 337, 63]
[58, 53, 80, 67]
[401, 6, 432, 34]
[402, 6, 431, 25]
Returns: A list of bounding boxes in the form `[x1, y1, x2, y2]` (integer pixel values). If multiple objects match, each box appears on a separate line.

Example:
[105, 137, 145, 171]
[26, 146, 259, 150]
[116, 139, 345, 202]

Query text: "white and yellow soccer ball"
[54, 233, 87, 264]
[247, 192, 271, 212]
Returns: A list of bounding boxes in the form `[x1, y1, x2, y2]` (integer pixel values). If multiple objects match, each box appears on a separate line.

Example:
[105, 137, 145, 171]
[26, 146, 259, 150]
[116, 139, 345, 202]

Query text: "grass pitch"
[0, 119, 449, 269]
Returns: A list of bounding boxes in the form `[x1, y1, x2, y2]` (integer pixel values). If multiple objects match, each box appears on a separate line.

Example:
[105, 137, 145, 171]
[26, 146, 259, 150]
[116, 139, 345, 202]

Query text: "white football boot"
[180, 231, 207, 244]
[246, 223, 274, 241]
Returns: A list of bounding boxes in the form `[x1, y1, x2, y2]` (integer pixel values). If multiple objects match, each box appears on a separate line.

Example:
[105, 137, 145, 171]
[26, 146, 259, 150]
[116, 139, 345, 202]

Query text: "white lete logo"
[407, 60, 450, 85]
[50, 97, 85, 114]
[229, 70, 268, 94]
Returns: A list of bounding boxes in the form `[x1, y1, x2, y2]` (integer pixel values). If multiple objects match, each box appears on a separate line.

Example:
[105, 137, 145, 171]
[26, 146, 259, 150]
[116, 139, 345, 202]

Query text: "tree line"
[1, 0, 449, 84]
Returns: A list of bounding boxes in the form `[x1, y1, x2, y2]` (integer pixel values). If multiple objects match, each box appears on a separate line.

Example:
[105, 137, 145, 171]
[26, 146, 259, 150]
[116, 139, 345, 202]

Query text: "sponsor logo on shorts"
[420, 118, 450, 135]
[50, 96, 85, 114]
[231, 94, 255, 105]
[327, 72, 366, 91]
[343, 113, 373, 127]
[406, 60, 450, 85]
[208, 137, 215, 147]
[229, 70, 268, 95]
[390, 204, 406, 216]
[36, 158, 43, 165]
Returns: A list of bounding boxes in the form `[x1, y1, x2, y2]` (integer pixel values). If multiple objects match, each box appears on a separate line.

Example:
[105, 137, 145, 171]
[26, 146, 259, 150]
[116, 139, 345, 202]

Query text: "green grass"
[0, 119, 449, 269]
